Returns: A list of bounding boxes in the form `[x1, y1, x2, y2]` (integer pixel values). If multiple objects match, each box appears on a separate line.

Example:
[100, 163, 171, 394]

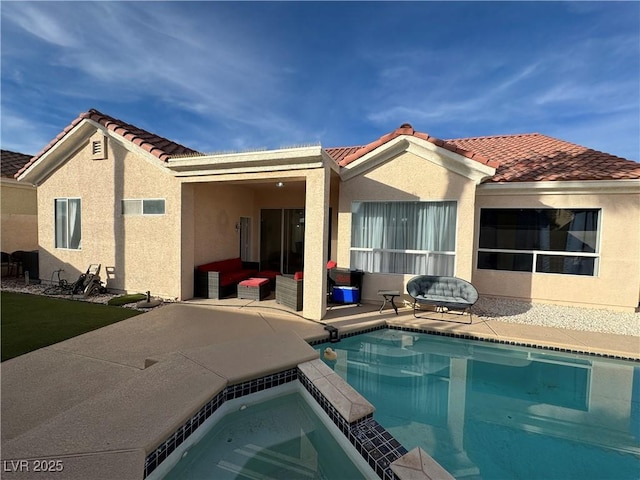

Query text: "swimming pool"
[316, 328, 640, 479]
[152, 382, 377, 479]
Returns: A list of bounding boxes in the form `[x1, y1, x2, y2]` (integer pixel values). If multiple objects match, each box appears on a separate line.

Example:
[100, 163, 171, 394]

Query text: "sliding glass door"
[260, 209, 305, 274]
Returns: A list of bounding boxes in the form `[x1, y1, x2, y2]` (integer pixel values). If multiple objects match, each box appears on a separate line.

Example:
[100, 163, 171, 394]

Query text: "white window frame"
[122, 198, 166, 216]
[349, 200, 458, 276]
[54, 197, 82, 250]
[477, 207, 601, 276]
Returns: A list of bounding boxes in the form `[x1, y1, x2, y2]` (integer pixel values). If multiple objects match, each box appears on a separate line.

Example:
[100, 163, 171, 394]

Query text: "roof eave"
[476, 179, 640, 195]
[166, 145, 327, 176]
[16, 120, 96, 186]
[340, 136, 496, 183]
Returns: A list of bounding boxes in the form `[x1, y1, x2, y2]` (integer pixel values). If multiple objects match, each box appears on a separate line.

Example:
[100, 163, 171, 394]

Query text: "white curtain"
[351, 201, 456, 275]
[68, 199, 81, 249]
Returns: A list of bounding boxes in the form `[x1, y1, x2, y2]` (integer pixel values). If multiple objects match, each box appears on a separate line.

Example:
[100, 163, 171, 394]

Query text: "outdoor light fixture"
[276, 181, 284, 188]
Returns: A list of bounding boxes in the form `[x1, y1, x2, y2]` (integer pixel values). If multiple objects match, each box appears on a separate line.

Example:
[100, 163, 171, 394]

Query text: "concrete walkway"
[1, 300, 638, 479]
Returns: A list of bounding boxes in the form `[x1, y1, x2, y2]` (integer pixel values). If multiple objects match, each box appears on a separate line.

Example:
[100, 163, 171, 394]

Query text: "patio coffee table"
[238, 278, 271, 301]
[378, 290, 400, 315]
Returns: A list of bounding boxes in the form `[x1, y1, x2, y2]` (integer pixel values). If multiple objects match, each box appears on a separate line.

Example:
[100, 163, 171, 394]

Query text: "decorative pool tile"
[143, 367, 297, 478]
[384, 324, 640, 362]
[297, 362, 406, 480]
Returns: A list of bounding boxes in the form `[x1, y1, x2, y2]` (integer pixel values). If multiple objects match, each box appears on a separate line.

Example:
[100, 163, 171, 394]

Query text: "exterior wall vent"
[91, 134, 108, 160]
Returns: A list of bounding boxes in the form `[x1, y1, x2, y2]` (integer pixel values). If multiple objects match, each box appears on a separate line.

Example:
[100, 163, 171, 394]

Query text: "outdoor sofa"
[194, 257, 280, 299]
[406, 275, 479, 323]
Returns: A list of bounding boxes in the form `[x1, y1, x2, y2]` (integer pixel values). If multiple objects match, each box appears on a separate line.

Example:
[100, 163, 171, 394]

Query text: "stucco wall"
[191, 183, 257, 266]
[473, 190, 640, 311]
[337, 150, 478, 304]
[1, 181, 38, 252]
[37, 133, 182, 298]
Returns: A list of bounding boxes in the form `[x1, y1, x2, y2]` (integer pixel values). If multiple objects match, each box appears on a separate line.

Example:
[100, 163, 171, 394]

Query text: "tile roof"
[1, 150, 32, 178]
[16, 109, 640, 184]
[446, 133, 640, 182]
[324, 146, 363, 164]
[324, 125, 640, 183]
[332, 123, 500, 169]
[16, 108, 200, 178]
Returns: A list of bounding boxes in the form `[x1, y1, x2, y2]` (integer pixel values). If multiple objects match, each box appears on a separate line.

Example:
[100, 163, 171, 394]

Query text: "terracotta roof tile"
[334, 123, 498, 169]
[324, 146, 363, 164]
[16, 110, 640, 184]
[446, 133, 640, 182]
[1, 150, 33, 178]
[16, 108, 200, 178]
[324, 126, 640, 183]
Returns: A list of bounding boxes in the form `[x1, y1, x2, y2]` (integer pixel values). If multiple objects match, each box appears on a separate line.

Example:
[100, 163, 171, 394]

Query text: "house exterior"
[16, 109, 640, 319]
[1, 150, 38, 255]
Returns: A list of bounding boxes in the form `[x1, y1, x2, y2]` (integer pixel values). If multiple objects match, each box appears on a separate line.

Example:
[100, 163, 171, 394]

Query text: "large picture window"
[477, 208, 599, 276]
[350, 201, 457, 275]
[55, 198, 82, 249]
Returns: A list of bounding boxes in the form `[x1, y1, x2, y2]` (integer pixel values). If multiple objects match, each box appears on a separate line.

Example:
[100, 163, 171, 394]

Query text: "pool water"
[317, 329, 640, 479]
[162, 388, 368, 480]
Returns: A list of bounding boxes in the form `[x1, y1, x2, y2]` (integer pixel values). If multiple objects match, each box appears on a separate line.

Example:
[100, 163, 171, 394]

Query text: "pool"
[151, 382, 376, 479]
[316, 328, 640, 479]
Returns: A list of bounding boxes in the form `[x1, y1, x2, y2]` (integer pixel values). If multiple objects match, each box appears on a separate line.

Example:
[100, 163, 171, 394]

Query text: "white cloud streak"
[2, 2, 309, 147]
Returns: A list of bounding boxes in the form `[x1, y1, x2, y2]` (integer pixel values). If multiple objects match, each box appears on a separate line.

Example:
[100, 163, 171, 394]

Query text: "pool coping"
[1, 303, 637, 480]
[144, 322, 638, 480]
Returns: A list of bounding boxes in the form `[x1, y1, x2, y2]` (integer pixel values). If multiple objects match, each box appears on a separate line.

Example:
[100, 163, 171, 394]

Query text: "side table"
[378, 290, 400, 315]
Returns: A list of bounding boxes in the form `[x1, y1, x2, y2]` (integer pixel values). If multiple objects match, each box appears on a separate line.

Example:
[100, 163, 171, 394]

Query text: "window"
[477, 208, 599, 276]
[122, 199, 165, 216]
[55, 198, 82, 249]
[350, 201, 457, 275]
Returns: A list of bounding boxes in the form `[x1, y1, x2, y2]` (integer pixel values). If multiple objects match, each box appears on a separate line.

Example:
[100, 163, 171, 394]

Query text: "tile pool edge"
[144, 359, 418, 480]
[143, 368, 297, 478]
[310, 323, 640, 362]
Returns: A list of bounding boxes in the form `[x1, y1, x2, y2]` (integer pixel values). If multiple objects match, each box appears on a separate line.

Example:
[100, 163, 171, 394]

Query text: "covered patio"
[170, 146, 341, 320]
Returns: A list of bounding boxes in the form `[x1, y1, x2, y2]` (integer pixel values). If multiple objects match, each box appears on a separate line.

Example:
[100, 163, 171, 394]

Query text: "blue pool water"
[162, 388, 369, 479]
[317, 329, 640, 479]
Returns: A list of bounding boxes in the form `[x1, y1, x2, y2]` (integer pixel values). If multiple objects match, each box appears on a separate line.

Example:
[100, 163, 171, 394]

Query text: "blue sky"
[2, 1, 639, 161]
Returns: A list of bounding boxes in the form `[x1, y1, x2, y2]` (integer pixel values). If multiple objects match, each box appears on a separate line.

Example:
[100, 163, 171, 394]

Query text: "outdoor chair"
[9, 250, 25, 277]
[1, 252, 11, 276]
[275, 272, 303, 311]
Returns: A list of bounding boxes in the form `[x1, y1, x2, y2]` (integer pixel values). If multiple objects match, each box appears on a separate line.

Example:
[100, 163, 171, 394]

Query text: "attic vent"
[91, 135, 108, 160]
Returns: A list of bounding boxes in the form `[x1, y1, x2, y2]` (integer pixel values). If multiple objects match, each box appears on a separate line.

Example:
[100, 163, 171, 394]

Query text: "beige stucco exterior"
[473, 184, 640, 312]
[20, 121, 640, 318]
[336, 148, 483, 306]
[1, 179, 38, 253]
[36, 130, 183, 298]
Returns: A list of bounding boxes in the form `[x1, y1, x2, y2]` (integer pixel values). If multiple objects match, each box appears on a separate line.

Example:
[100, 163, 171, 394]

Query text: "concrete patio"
[1, 299, 638, 479]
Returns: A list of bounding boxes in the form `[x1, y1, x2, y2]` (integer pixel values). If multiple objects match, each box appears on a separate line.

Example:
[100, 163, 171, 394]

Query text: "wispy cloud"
[2, 2, 78, 47]
[2, 2, 315, 149]
[1, 1, 638, 159]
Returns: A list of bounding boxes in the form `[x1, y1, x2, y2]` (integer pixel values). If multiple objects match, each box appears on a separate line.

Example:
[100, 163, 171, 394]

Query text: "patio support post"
[302, 167, 330, 320]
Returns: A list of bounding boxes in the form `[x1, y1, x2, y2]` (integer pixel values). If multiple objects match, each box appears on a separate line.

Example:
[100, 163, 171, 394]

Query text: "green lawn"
[1, 291, 142, 362]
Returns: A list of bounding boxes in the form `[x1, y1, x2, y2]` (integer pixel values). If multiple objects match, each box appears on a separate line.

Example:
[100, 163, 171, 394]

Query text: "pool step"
[217, 441, 319, 479]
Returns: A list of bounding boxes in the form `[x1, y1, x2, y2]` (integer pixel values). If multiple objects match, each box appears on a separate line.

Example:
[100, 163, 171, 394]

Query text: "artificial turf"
[1, 291, 142, 361]
[107, 293, 148, 306]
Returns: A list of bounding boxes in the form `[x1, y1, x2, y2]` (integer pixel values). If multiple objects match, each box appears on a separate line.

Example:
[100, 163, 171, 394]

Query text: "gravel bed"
[0, 279, 171, 311]
[2, 279, 638, 336]
[474, 296, 639, 337]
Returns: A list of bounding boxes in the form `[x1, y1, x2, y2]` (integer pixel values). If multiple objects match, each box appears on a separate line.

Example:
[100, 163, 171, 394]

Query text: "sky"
[1, 1, 639, 161]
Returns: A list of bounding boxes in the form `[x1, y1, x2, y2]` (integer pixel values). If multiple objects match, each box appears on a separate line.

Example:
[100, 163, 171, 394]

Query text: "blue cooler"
[332, 286, 360, 303]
